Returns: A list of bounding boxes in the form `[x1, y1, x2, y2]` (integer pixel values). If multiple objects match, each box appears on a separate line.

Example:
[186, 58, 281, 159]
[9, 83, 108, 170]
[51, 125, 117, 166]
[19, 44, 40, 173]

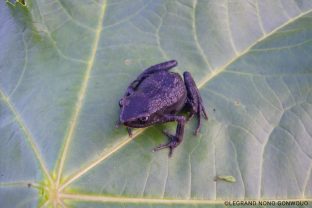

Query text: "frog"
[117, 60, 208, 156]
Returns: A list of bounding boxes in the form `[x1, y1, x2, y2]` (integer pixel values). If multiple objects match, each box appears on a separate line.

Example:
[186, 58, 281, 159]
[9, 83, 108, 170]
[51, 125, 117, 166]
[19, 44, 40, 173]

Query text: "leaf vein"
[55, 0, 96, 32]
[162, 157, 169, 198]
[103, 0, 152, 29]
[250, 39, 312, 52]
[141, 159, 153, 196]
[0, 90, 52, 183]
[303, 162, 312, 197]
[155, 4, 170, 60]
[279, 126, 312, 160]
[197, 9, 312, 89]
[55, 0, 108, 186]
[9, 32, 28, 97]
[192, 0, 213, 71]
[225, 0, 238, 55]
[60, 193, 312, 204]
[59, 129, 144, 191]
[255, 0, 266, 34]
[290, 107, 312, 140]
[251, 76, 283, 113]
[33, 0, 88, 63]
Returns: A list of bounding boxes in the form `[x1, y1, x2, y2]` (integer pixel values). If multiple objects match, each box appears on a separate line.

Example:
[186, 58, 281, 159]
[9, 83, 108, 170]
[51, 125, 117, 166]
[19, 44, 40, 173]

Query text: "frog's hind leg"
[153, 115, 185, 157]
[143, 59, 177, 74]
[183, 71, 208, 135]
[125, 60, 177, 96]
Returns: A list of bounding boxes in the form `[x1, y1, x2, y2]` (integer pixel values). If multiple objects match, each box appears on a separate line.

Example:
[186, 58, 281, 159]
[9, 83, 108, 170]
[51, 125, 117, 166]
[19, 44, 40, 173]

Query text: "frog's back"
[137, 71, 187, 113]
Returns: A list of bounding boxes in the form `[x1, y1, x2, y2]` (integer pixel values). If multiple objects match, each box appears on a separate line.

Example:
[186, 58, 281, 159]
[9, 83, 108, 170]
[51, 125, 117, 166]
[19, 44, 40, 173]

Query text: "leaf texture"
[0, 0, 312, 207]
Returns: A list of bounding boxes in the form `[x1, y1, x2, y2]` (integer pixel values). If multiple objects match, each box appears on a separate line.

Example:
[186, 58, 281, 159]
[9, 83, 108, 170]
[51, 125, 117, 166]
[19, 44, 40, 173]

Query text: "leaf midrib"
[60, 193, 312, 204]
[55, 0, 108, 186]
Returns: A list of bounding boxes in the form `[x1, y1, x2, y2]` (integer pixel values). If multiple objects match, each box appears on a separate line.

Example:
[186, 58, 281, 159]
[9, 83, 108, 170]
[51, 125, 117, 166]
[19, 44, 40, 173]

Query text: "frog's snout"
[119, 114, 126, 125]
[119, 110, 131, 125]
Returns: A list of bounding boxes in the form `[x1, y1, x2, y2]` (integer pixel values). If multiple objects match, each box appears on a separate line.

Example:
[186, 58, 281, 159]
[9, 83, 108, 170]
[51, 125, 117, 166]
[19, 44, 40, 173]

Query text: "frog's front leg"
[125, 60, 177, 96]
[183, 71, 208, 135]
[127, 127, 132, 137]
[153, 114, 186, 157]
[115, 121, 133, 137]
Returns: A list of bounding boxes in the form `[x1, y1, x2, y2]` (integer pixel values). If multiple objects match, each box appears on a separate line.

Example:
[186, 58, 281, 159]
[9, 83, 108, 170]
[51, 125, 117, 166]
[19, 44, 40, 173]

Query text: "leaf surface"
[0, 0, 312, 207]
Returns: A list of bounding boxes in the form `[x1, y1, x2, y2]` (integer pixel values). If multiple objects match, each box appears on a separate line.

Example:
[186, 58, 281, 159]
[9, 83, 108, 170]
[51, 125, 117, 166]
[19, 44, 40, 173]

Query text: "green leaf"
[1, 0, 312, 207]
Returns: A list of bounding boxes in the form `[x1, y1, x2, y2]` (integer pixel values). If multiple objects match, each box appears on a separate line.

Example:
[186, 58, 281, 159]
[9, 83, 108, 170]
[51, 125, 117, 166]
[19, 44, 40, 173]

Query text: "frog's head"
[119, 94, 154, 128]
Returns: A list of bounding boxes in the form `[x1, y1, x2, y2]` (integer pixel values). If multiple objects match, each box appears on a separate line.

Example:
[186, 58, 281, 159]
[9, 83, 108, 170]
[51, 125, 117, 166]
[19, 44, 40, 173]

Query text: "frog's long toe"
[194, 102, 208, 135]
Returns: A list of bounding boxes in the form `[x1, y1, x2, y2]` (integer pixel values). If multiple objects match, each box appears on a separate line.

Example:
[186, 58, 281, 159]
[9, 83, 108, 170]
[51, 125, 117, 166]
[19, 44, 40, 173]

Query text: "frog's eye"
[119, 99, 123, 107]
[139, 116, 149, 122]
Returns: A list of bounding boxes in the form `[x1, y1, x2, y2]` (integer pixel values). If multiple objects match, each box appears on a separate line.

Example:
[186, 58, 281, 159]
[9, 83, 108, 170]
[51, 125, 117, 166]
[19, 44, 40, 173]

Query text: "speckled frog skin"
[118, 60, 207, 156]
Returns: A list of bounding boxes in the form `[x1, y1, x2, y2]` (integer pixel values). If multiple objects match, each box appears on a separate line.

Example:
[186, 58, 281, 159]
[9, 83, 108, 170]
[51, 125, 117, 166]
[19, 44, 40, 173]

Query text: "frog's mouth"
[123, 122, 144, 128]
[121, 114, 155, 128]
[123, 120, 152, 128]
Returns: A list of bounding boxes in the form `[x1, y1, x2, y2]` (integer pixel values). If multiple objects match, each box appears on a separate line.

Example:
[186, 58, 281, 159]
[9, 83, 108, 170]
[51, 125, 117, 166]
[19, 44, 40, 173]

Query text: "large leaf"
[1, 0, 312, 207]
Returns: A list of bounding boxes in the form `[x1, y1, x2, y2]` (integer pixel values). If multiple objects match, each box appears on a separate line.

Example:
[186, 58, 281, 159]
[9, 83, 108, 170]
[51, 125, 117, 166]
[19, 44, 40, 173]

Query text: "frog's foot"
[153, 115, 185, 157]
[153, 130, 181, 157]
[193, 102, 208, 135]
[183, 71, 208, 135]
